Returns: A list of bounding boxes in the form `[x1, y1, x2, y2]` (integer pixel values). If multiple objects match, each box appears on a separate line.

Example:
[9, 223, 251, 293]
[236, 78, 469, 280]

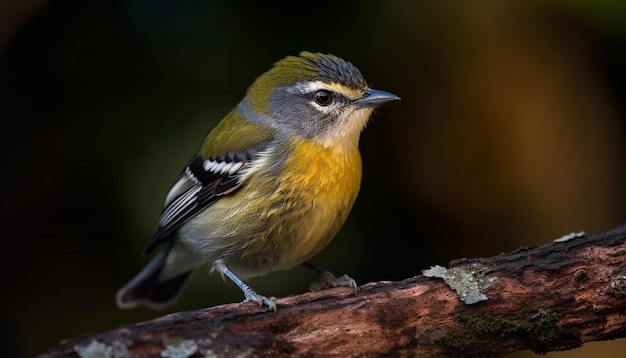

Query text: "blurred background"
[1, 0, 625, 357]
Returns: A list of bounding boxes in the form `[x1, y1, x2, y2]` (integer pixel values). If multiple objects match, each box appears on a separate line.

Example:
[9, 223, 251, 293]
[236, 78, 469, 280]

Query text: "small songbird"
[116, 51, 400, 311]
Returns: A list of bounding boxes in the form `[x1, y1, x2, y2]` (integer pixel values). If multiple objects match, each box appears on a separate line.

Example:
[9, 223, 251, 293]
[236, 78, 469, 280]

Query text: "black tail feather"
[116, 243, 197, 310]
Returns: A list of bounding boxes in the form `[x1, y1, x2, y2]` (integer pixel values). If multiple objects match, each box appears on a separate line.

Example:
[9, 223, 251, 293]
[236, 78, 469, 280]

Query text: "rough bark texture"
[41, 225, 626, 358]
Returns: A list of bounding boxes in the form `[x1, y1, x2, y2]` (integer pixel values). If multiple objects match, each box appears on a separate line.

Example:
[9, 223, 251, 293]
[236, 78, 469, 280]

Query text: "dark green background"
[2, 1, 625, 357]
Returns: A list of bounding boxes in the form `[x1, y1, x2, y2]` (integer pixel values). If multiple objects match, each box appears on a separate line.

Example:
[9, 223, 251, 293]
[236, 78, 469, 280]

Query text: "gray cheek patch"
[269, 87, 339, 139]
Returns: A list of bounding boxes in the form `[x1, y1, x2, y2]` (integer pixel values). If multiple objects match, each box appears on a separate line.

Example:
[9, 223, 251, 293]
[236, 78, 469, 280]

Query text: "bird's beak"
[355, 89, 400, 109]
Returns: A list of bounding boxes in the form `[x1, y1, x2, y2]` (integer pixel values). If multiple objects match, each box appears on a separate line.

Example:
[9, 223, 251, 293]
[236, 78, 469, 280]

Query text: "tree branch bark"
[41, 225, 626, 358]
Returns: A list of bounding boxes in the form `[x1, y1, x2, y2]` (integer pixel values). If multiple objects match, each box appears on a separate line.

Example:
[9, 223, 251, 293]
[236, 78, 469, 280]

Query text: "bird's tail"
[116, 241, 203, 309]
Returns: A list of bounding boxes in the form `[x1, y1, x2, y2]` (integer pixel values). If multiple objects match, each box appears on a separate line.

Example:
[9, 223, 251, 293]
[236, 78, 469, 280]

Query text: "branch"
[41, 225, 626, 357]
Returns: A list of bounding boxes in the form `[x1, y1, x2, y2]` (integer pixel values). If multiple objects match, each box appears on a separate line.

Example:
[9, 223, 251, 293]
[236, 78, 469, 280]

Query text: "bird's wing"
[144, 114, 275, 254]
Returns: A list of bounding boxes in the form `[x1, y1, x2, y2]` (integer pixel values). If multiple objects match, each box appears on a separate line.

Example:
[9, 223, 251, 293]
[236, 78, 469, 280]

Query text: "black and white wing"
[144, 150, 260, 253]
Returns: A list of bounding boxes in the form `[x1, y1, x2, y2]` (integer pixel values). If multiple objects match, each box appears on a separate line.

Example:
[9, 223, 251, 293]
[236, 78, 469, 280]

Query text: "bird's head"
[242, 51, 400, 148]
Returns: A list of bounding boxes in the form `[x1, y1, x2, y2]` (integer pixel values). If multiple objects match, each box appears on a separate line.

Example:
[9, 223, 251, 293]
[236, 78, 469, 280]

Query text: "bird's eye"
[314, 90, 333, 106]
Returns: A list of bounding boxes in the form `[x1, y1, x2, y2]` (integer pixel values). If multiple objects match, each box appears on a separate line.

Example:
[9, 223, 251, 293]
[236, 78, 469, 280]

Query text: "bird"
[116, 51, 400, 311]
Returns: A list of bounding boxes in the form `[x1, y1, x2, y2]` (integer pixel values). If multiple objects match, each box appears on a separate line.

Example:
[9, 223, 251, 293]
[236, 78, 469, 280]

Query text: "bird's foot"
[243, 290, 277, 312]
[309, 270, 358, 293]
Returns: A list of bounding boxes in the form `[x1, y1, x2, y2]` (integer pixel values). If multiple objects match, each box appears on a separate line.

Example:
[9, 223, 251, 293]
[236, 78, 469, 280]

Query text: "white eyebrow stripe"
[288, 80, 330, 94]
[286, 81, 342, 115]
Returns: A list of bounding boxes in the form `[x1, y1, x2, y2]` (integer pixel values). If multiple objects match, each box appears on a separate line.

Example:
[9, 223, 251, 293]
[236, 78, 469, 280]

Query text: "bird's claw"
[243, 292, 277, 312]
[309, 271, 358, 293]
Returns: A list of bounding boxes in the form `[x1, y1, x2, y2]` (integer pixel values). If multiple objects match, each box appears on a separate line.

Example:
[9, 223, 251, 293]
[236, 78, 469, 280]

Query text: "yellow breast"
[271, 138, 362, 267]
